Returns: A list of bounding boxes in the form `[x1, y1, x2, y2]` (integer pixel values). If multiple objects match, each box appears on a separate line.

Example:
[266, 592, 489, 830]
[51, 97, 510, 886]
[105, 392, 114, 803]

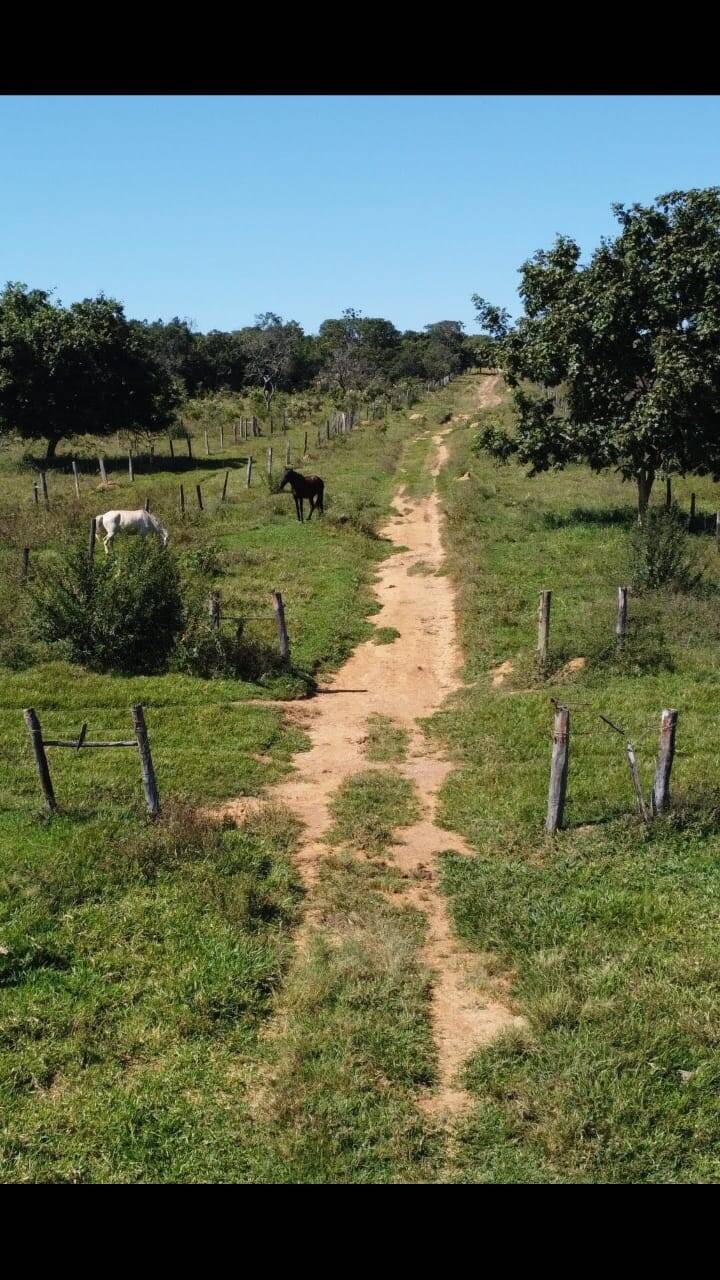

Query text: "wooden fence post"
[88, 516, 97, 559]
[220, 424, 224, 449]
[209, 591, 221, 629]
[267, 447, 273, 478]
[32, 482, 39, 507]
[168, 435, 175, 460]
[196, 483, 204, 511]
[651, 709, 678, 815]
[186, 434, 193, 459]
[179, 484, 185, 517]
[626, 740, 650, 823]
[271, 590, 290, 663]
[546, 704, 569, 834]
[99, 456, 107, 486]
[221, 470, 230, 502]
[303, 431, 308, 456]
[72, 459, 81, 499]
[24, 708, 56, 813]
[131, 705, 160, 817]
[233, 421, 238, 445]
[537, 590, 551, 665]
[689, 492, 696, 530]
[716, 512, 720, 552]
[144, 497, 150, 512]
[666, 475, 672, 508]
[616, 586, 628, 649]
[246, 456, 253, 487]
[40, 471, 49, 509]
[128, 453, 134, 482]
[204, 429, 210, 455]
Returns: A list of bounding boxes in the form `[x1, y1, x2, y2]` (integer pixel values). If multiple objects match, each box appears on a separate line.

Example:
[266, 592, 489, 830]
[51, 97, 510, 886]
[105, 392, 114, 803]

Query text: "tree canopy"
[474, 189, 720, 514]
[0, 284, 179, 462]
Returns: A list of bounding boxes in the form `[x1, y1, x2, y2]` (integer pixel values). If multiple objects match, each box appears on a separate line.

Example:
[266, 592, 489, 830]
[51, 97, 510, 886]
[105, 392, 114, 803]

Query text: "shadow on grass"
[542, 505, 636, 530]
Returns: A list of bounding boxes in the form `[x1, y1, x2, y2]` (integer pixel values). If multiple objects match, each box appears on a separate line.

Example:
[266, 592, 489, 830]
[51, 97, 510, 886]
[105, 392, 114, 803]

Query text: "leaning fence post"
[88, 516, 97, 559]
[246, 455, 253, 488]
[99, 456, 107, 486]
[24, 708, 56, 813]
[546, 703, 569, 834]
[131, 704, 160, 817]
[537, 590, 551, 665]
[271, 590, 290, 663]
[186, 434, 193, 459]
[196, 483, 204, 511]
[303, 431, 308, 456]
[72, 459, 81, 499]
[616, 586, 628, 649]
[221, 470, 230, 502]
[651, 709, 678, 815]
[168, 435, 175, 460]
[627, 739, 650, 823]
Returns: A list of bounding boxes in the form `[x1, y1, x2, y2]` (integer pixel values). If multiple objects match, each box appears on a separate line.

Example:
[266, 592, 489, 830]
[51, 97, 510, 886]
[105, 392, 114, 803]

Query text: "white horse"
[95, 509, 170, 554]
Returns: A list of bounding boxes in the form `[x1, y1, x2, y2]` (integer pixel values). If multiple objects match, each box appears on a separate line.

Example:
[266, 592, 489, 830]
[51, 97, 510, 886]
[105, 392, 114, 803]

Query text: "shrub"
[630, 504, 703, 591]
[183, 542, 223, 578]
[31, 539, 184, 674]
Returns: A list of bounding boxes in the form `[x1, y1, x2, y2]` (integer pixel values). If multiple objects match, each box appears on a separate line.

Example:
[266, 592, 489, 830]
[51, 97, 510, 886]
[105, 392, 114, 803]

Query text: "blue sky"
[2, 95, 720, 335]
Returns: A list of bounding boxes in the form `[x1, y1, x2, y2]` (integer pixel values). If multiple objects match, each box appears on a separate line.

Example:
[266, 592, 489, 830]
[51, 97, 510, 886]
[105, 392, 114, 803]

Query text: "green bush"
[630, 504, 702, 591]
[31, 539, 184, 674]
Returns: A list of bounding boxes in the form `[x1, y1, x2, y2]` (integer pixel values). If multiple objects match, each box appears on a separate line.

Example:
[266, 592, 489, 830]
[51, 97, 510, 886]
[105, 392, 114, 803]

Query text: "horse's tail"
[94, 514, 105, 536]
[318, 479, 325, 513]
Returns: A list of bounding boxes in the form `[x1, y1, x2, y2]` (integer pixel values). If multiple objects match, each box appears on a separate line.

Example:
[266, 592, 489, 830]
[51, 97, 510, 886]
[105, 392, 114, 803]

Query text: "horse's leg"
[295, 495, 302, 522]
[307, 496, 316, 520]
[103, 533, 113, 554]
[299, 496, 304, 523]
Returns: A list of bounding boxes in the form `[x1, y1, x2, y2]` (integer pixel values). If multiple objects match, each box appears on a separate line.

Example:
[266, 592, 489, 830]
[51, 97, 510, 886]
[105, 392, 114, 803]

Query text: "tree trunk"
[44, 437, 60, 466]
[637, 470, 655, 523]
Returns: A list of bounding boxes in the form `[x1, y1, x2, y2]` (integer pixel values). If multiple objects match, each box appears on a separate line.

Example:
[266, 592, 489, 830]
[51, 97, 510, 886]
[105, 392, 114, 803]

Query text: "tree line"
[0, 285, 479, 463]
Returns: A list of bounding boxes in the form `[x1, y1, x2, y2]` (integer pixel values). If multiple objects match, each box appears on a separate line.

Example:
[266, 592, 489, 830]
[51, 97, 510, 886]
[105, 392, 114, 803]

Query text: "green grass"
[246, 852, 439, 1183]
[425, 373, 720, 1184]
[364, 714, 410, 763]
[327, 768, 421, 855]
[371, 626, 401, 645]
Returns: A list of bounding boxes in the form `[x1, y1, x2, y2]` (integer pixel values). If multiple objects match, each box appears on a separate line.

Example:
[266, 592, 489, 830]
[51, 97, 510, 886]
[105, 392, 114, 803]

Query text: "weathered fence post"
[179, 484, 185, 517]
[24, 708, 56, 813]
[195, 483, 204, 511]
[32, 482, 39, 507]
[270, 416, 274, 436]
[537, 590, 551, 665]
[546, 704, 569, 834]
[144, 496, 150, 512]
[186, 434, 193, 459]
[88, 516, 97, 559]
[99, 456, 107, 486]
[221, 470, 230, 502]
[40, 471, 49, 509]
[627, 739, 650, 823]
[651, 709, 678, 816]
[303, 431, 308, 456]
[128, 453, 134, 482]
[271, 590, 290, 663]
[246, 455, 253, 487]
[267, 447, 273, 479]
[131, 705, 160, 818]
[220, 424, 224, 449]
[209, 591, 221, 629]
[689, 492, 696, 530]
[204, 429, 210, 455]
[168, 435, 175, 460]
[72, 459, 81, 499]
[666, 475, 672, 508]
[716, 512, 720, 552]
[616, 586, 629, 649]
[22, 547, 30, 582]
[233, 421, 238, 445]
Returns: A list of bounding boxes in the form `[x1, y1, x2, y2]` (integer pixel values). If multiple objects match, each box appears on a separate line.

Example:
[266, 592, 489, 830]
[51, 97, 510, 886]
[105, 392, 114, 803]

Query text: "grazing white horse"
[95, 509, 169, 554]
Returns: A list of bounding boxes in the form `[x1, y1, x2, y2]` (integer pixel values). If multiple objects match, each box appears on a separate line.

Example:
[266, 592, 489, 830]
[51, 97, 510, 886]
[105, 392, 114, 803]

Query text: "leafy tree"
[473, 189, 720, 516]
[0, 284, 178, 463]
[240, 312, 304, 409]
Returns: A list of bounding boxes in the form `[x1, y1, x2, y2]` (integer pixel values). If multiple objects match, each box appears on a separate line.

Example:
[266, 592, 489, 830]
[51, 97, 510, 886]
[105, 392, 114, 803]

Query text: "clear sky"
[2, 94, 720, 335]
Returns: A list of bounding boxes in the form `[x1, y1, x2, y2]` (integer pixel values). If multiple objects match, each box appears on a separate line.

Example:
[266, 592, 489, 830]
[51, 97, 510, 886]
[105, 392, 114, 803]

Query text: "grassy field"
[0, 384, 455, 1183]
[427, 373, 720, 1183]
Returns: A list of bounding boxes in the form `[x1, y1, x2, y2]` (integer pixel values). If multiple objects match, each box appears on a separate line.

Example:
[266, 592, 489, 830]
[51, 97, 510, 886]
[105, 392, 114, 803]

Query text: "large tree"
[239, 312, 305, 409]
[474, 189, 720, 515]
[0, 284, 178, 463]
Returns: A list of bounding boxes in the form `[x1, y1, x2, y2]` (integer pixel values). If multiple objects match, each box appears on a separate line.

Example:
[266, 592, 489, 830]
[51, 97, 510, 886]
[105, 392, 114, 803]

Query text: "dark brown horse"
[278, 468, 325, 522]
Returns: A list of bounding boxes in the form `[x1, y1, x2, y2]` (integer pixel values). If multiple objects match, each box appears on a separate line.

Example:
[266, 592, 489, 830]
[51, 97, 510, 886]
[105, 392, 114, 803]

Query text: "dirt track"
[215, 376, 521, 1115]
